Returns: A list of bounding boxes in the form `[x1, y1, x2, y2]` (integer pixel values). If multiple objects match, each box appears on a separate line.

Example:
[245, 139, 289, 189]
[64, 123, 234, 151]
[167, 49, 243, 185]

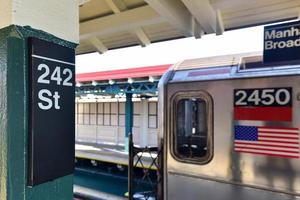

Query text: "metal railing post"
[128, 133, 134, 200]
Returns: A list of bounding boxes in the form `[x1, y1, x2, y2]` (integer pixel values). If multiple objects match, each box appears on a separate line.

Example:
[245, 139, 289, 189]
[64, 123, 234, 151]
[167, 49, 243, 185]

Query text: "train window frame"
[170, 91, 214, 165]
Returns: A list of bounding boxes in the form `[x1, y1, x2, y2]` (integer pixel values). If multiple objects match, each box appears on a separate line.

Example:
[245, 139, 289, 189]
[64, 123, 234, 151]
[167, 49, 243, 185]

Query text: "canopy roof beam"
[89, 38, 108, 54]
[105, 0, 151, 47]
[80, 5, 164, 40]
[181, 0, 224, 35]
[104, 0, 127, 13]
[133, 27, 151, 47]
[144, 0, 194, 37]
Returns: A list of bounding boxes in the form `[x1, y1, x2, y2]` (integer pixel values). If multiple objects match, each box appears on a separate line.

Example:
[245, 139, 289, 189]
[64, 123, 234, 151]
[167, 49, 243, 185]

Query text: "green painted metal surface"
[0, 25, 76, 200]
[125, 93, 133, 138]
[76, 81, 159, 96]
[125, 93, 133, 152]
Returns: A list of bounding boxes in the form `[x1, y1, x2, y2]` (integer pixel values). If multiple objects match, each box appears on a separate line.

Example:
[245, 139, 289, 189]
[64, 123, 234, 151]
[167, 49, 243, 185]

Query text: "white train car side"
[158, 53, 300, 200]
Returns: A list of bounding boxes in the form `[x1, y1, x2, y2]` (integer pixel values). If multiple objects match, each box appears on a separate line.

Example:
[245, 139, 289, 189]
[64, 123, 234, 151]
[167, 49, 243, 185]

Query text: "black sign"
[28, 38, 75, 186]
[234, 87, 292, 107]
[264, 20, 300, 63]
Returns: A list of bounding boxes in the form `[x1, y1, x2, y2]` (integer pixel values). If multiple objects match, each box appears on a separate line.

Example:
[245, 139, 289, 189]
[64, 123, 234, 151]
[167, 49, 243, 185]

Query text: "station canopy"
[76, 64, 171, 97]
[77, 0, 300, 54]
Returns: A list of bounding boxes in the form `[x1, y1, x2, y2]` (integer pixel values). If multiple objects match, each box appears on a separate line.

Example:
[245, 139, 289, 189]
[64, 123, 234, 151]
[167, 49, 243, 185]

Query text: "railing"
[128, 134, 163, 200]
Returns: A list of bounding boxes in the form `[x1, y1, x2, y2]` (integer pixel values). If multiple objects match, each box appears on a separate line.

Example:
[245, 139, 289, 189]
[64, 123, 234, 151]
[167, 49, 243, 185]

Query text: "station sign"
[28, 38, 75, 186]
[264, 20, 300, 63]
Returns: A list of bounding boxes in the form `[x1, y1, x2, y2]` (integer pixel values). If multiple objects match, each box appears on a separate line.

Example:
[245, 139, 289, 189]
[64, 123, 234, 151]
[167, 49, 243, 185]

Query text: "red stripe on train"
[234, 107, 292, 122]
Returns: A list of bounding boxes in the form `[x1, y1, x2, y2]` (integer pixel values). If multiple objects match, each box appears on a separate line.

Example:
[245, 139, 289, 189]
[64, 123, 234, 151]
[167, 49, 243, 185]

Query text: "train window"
[172, 92, 213, 164]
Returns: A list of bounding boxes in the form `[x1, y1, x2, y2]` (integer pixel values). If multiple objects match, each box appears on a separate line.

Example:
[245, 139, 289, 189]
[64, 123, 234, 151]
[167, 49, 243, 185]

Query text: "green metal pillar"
[0, 25, 76, 200]
[125, 93, 133, 152]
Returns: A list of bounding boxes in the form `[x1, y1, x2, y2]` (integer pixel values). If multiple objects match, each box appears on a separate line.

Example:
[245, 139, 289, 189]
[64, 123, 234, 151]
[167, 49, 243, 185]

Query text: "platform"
[74, 185, 126, 200]
[75, 142, 158, 170]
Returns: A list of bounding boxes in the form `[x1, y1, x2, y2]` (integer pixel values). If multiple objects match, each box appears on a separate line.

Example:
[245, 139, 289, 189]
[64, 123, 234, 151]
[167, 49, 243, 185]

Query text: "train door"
[165, 87, 214, 200]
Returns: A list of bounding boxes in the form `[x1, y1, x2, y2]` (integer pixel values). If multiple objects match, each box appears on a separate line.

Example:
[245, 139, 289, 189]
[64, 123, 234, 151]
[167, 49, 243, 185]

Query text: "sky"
[75, 25, 264, 74]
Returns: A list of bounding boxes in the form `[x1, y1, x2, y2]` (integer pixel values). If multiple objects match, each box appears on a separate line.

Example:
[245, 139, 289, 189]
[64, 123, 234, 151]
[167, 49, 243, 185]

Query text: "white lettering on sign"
[38, 89, 61, 110]
[37, 63, 72, 110]
[235, 88, 291, 106]
[38, 89, 52, 110]
[265, 27, 300, 40]
[37, 64, 50, 84]
[265, 39, 300, 50]
[62, 68, 73, 86]
[264, 25, 300, 50]
[37, 64, 73, 86]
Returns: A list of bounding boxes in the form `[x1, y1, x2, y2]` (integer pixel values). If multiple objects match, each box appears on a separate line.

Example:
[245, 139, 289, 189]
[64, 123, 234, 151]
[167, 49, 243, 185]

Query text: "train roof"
[166, 52, 300, 83]
[173, 52, 262, 71]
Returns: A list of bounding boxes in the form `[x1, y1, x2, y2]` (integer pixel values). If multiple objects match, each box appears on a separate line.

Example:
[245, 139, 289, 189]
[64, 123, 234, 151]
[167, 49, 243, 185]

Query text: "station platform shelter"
[75, 64, 171, 148]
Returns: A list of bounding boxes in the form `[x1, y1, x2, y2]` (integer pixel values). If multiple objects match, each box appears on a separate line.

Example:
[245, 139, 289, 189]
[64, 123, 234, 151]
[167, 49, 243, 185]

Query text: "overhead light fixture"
[109, 80, 115, 85]
[92, 81, 98, 86]
[149, 76, 155, 82]
[128, 78, 134, 84]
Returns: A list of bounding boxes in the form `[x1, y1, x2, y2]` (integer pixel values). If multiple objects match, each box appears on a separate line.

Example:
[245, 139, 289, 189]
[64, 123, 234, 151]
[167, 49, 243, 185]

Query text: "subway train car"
[158, 53, 300, 200]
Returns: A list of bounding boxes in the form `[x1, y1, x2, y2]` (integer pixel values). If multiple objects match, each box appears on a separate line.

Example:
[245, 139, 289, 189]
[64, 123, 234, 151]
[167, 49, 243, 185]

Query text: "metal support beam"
[125, 93, 133, 151]
[128, 133, 134, 200]
[76, 81, 159, 96]
[144, 0, 193, 37]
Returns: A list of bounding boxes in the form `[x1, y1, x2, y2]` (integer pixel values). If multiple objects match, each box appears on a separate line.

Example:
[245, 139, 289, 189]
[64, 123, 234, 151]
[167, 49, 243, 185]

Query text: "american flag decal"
[234, 125, 299, 158]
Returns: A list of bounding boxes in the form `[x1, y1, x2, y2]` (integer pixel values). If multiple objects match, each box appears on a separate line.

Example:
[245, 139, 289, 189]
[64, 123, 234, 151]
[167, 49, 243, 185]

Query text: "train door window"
[172, 92, 213, 164]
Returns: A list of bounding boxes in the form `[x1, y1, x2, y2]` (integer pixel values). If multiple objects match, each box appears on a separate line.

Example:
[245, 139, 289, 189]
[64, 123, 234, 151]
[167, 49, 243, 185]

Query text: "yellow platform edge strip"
[75, 155, 157, 170]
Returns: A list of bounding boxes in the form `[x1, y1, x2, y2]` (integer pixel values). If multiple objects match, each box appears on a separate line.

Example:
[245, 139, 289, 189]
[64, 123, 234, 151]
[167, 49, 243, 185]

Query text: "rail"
[128, 134, 162, 200]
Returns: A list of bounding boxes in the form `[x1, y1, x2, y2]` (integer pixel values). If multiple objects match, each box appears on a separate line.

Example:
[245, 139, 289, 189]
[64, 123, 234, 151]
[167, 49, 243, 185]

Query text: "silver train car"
[158, 53, 300, 200]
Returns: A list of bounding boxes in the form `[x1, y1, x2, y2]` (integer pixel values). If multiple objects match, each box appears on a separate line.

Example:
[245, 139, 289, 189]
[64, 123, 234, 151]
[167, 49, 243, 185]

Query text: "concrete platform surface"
[74, 185, 126, 200]
[75, 142, 158, 170]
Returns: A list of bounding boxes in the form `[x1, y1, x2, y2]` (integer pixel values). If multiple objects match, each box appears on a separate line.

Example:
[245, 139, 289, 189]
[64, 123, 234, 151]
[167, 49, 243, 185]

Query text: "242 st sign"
[36, 62, 73, 110]
[28, 38, 75, 186]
